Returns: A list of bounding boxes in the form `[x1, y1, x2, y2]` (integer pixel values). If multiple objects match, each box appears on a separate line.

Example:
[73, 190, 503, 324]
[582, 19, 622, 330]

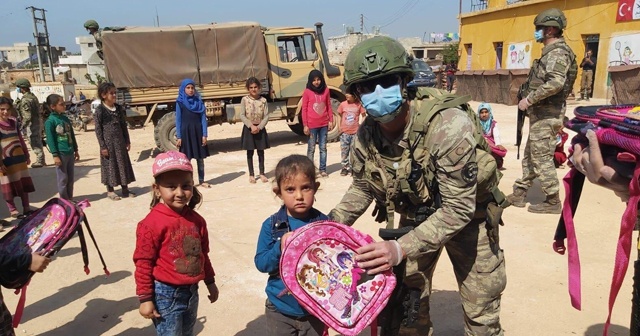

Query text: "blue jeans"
[307, 126, 328, 172]
[152, 281, 199, 336]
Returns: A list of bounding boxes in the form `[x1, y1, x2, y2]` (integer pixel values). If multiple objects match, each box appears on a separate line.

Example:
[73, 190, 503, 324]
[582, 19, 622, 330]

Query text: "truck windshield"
[277, 34, 317, 63]
[412, 60, 433, 73]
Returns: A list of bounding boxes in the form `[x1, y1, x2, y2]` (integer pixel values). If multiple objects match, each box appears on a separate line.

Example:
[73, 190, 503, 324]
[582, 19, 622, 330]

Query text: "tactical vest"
[525, 40, 578, 106]
[359, 87, 508, 229]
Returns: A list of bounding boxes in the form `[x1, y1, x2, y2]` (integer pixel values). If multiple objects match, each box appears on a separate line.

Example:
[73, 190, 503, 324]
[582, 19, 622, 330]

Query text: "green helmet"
[84, 20, 99, 30]
[534, 8, 567, 29]
[15, 78, 31, 88]
[343, 36, 413, 90]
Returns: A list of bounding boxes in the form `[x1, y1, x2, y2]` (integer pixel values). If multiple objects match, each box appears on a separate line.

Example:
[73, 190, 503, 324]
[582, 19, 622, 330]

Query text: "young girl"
[240, 77, 270, 184]
[302, 70, 333, 177]
[133, 150, 219, 336]
[94, 82, 136, 200]
[0, 97, 35, 218]
[44, 94, 79, 200]
[337, 93, 365, 176]
[478, 102, 507, 169]
[175, 79, 211, 188]
[254, 154, 327, 336]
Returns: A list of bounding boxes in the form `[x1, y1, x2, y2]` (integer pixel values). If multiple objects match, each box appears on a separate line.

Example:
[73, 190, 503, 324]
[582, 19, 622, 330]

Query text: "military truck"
[101, 21, 345, 152]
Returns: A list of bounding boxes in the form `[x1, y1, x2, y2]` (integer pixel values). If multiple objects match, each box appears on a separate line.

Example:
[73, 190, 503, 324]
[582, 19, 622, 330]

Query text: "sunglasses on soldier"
[355, 74, 402, 95]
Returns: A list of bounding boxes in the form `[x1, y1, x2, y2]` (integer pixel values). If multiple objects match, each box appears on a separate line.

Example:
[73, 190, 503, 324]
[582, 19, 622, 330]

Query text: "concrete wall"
[459, 0, 640, 99]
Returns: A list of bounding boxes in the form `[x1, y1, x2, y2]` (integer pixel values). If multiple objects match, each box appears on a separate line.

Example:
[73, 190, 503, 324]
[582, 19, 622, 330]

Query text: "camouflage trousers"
[340, 133, 355, 169]
[399, 217, 506, 336]
[26, 124, 45, 165]
[514, 109, 564, 195]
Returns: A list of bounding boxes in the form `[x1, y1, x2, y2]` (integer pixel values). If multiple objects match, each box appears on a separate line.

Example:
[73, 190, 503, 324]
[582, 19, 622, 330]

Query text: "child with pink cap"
[133, 151, 219, 335]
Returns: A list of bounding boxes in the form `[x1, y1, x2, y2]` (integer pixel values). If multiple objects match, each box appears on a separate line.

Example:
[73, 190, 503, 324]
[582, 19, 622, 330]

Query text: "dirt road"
[2, 99, 633, 335]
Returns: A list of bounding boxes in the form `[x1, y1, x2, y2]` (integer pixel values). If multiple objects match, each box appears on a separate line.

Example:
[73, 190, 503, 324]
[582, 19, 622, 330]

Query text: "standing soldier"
[507, 8, 578, 214]
[329, 36, 508, 336]
[577, 49, 596, 101]
[15, 78, 46, 168]
[84, 20, 103, 60]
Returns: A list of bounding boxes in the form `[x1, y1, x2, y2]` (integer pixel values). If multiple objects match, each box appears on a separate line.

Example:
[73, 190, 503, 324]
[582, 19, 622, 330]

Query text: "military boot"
[576, 93, 584, 101]
[506, 188, 527, 208]
[528, 193, 562, 214]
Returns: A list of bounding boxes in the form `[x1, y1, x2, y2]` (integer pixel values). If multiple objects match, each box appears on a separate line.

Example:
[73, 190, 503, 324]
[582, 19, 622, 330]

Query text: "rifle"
[516, 84, 528, 160]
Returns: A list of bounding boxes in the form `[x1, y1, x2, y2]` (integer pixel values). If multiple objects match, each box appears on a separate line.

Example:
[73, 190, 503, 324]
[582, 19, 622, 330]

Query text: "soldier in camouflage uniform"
[84, 20, 103, 60]
[329, 36, 507, 336]
[507, 8, 578, 214]
[15, 78, 45, 168]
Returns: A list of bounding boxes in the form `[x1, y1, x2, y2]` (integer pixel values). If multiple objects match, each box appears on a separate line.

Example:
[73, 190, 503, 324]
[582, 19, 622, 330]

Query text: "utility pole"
[360, 14, 364, 33]
[156, 6, 160, 27]
[27, 6, 55, 82]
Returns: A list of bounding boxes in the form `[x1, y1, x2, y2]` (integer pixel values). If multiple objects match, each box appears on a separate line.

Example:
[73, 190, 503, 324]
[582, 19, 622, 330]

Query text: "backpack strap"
[11, 280, 30, 328]
[78, 214, 110, 276]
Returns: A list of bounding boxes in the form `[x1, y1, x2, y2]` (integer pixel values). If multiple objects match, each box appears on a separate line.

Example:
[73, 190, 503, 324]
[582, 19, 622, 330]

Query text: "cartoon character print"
[336, 251, 365, 319]
[307, 247, 339, 281]
[297, 264, 330, 297]
[174, 235, 203, 277]
[623, 46, 634, 65]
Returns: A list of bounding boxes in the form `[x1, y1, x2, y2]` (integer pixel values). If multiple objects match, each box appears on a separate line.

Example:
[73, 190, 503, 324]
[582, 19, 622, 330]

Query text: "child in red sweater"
[302, 70, 333, 177]
[133, 151, 219, 335]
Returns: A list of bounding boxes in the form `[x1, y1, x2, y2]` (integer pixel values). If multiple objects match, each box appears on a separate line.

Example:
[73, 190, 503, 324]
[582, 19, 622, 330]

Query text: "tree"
[84, 72, 106, 86]
[443, 42, 460, 64]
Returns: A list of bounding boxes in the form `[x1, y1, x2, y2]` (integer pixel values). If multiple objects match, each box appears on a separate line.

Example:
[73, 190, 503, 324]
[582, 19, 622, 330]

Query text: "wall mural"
[608, 33, 640, 66]
[506, 42, 532, 69]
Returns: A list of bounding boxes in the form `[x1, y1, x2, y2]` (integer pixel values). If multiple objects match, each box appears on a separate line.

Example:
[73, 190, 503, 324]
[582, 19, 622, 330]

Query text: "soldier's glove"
[356, 241, 405, 274]
[518, 97, 531, 111]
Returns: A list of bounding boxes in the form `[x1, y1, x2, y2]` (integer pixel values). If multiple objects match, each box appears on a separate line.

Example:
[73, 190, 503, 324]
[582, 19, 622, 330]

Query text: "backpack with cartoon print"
[280, 220, 396, 336]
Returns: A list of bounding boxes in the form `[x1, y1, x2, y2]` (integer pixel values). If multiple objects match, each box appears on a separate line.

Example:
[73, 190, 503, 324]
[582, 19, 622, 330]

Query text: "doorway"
[494, 42, 503, 69]
[582, 34, 599, 99]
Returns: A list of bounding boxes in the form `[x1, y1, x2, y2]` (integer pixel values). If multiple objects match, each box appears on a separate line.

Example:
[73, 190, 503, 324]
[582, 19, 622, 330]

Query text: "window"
[277, 34, 317, 63]
[88, 43, 94, 48]
[465, 44, 472, 70]
[494, 42, 503, 69]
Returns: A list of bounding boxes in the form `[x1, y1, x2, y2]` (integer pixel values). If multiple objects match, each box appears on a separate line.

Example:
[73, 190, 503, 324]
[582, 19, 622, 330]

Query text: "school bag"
[0, 198, 109, 328]
[553, 104, 640, 335]
[280, 220, 396, 336]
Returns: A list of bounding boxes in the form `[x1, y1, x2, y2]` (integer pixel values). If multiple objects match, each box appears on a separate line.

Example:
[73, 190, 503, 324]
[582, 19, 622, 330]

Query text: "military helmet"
[84, 20, 100, 30]
[343, 36, 413, 90]
[534, 8, 567, 29]
[15, 78, 31, 88]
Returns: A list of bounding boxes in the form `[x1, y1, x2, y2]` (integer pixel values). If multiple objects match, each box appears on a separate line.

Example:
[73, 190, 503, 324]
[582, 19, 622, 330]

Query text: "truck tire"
[154, 111, 178, 152]
[327, 96, 342, 142]
[288, 114, 305, 136]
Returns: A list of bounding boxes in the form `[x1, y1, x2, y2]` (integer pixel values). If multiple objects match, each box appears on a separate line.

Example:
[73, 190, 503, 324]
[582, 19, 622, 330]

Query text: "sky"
[0, 0, 472, 53]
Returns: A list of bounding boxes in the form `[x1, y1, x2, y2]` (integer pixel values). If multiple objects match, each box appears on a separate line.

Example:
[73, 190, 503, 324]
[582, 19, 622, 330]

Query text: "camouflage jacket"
[329, 104, 478, 259]
[92, 30, 103, 51]
[525, 38, 577, 107]
[16, 91, 40, 130]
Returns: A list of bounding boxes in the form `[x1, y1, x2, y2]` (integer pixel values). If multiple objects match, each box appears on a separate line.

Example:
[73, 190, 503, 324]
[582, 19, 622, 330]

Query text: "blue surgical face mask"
[360, 84, 403, 123]
[534, 29, 544, 42]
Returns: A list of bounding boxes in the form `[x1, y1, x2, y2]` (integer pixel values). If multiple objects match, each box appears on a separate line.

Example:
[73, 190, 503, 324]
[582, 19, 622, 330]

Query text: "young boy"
[0, 252, 50, 335]
[337, 93, 366, 176]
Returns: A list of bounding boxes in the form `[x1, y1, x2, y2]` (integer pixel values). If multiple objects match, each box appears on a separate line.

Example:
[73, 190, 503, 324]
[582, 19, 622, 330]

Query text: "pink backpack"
[280, 220, 396, 336]
[555, 105, 640, 335]
[0, 198, 109, 327]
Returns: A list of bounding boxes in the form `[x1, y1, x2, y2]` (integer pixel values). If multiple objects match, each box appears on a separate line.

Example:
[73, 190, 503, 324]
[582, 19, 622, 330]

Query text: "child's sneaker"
[340, 168, 349, 176]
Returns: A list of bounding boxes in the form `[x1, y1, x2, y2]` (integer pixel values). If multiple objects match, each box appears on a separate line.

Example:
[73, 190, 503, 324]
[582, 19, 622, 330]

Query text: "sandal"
[320, 171, 329, 178]
[199, 182, 212, 189]
[17, 210, 35, 220]
[9, 210, 19, 218]
[107, 192, 121, 201]
[249, 176, 256, 184]
[123, 191, 136, 198]
[259, 175, 269, 183]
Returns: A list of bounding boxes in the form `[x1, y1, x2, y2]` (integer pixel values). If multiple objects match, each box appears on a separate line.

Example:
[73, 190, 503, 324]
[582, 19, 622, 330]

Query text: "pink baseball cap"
[152, 151, 193, 177]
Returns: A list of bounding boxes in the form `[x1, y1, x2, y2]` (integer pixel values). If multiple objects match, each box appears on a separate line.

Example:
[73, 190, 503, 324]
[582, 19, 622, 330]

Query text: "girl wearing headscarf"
[478, 102, 507, 169]
[175, 79, 211, 188]
[301, 70, 333, 177]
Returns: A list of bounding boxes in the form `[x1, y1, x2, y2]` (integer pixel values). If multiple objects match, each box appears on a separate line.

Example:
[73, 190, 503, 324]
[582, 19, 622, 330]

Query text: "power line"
[380, 0, 420, 28]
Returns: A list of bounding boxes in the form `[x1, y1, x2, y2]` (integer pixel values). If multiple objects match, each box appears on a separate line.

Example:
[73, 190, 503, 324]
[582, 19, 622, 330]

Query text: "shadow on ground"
[21, 270, 130, 324]
[234, 313, 268, 336]
[584, 323, 630, 335]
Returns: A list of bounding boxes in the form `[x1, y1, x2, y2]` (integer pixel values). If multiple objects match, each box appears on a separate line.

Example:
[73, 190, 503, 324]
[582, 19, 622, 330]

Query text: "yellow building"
[459, 0, 640, 99]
